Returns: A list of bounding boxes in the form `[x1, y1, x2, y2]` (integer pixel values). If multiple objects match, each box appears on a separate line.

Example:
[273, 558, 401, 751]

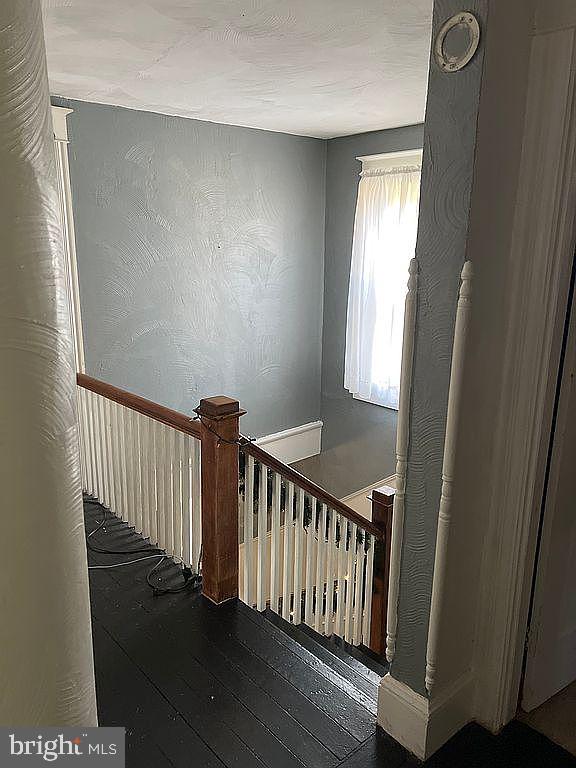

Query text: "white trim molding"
[51, 105, 73, 142]
[426, 262, 473, 693]
[51, 105, 85, 373]
[474, 23, 576, 731]
[386, 257, 418, 662]
[255, 420, 322, 465]
[378, 672, 475, 760]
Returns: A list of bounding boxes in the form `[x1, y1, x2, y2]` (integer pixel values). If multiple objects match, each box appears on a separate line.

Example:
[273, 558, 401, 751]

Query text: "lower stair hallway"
[85, 498, 576, 768]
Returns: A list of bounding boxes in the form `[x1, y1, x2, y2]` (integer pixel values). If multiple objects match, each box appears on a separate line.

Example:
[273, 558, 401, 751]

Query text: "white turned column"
[0, 1, 97, 726]
[425, 261, 473, 693]
[386, 258, 418, 662]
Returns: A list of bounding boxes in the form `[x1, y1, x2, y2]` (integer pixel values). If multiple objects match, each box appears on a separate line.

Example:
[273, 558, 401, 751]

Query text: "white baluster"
[282, 481, 295, 621]
[334, 516, 347, 638]
[324, 509, 337, 636]
[304, 498, 316, 627]
[116, 405, 126, 521]
[93, 394, 103, 502]
[256, 462, 268, 612]
[133, 412, 142, 532]
[181, 434, 192, 567]
[148, 419, 158, 545]
[138, 414, 150, 538]
[387, 257, 418, 662]
[345, 522, 357, 643]
[270, 472, 281, 614]
[293, 487, 305, 625]
[242, 454, 255, 606]
[362, 534, 375, 646]
[163, 424, 173, 554]
[111, 402, 121, 515]
[353, 532, 365, 645]
[85, 390, 96, 496]
[172, 428, 183, 562]
[315, 503, 327, 633]
[152, 421, 164, 547]
[191, 437, 202, 572]
[105, 399, 114, 510]
[425, 261, 473, 694]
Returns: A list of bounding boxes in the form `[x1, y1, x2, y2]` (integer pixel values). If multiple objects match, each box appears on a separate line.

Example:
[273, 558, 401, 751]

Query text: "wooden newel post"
[369, 485, 395, 656]
[195, 396, 245, 604]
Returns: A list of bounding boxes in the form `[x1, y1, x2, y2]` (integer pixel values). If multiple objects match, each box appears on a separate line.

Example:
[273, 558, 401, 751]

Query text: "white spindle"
[105, 398, 114, 510]
[353, 533, 365, 645]
[304, 498, 315, 626]
[163, 424, 173, 554]
[111, 402, 122, 515]
[153, 420, 164, 548]
[387, 257, 418, 662]
[133, 413, 142, 533]
[270, 472, 281, 613]
[293, 487, 305, 624]
[345, 522, 357, 643]
[324, 509, 337, 636]
[138, 414, 149, 537]
[172, 429, 183, 562]
[191, 436, 202, 572]
[85, 390, 95, 496]
[362, 534, 375, 645]
[426, 261, 473, 694]
[256, 462, 268, 611]
[335, 515, 347, 638]
[282, 481, 294, 620]
[243, 454, 255, 606]
[314, 503, 327, 632]
[181, 434, 192, 568]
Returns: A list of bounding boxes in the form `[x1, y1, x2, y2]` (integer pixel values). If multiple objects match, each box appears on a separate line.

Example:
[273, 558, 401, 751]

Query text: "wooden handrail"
[77, 373, 202, 440]
[77, 372, 380, 538]
[240, 439, 384, 539]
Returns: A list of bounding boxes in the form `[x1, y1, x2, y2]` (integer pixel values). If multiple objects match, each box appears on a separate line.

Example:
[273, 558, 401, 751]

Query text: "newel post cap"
[195, 396, 245, 420]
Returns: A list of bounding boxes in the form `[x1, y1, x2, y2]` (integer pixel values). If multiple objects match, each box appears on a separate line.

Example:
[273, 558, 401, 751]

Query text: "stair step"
[296, 622, 389, 680]
[236, 602, 378, 715]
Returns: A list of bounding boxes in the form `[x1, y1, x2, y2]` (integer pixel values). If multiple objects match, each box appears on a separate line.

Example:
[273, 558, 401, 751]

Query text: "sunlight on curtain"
[344, 165, 421, 409]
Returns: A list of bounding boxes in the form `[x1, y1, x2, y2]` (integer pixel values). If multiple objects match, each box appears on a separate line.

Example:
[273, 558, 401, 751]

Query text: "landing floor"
[85, 499, 575, 768]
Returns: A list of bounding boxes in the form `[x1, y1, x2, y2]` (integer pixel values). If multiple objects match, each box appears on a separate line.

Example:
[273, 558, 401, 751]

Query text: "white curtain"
[344, 166, 421, 409]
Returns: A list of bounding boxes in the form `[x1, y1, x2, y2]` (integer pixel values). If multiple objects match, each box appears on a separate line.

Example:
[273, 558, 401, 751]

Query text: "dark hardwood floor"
[84, 498, 576, 768]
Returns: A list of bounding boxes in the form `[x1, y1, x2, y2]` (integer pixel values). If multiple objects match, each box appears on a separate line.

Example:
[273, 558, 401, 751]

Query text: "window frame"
[348, 147, 423, 409]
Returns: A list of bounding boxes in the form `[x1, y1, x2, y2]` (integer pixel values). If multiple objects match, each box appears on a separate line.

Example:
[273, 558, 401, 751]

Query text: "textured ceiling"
[42, 0, 432, 138]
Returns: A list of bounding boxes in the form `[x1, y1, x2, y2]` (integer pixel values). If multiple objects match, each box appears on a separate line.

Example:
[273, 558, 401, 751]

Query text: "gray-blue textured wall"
[390, 0, 488, 693]
[57, 99, 326, 438]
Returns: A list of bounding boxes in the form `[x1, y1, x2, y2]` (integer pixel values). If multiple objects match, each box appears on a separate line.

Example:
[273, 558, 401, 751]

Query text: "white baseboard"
[255, 420, 322, 464]
[378, 672, 475, 760]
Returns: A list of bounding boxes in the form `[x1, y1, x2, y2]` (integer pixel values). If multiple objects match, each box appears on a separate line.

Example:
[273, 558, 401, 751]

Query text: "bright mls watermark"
[1, 729, 124, 766]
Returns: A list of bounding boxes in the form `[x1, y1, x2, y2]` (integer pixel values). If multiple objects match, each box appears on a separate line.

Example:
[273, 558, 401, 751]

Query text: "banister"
[240, 439, 384, 539]
[77, 373, 202, 440]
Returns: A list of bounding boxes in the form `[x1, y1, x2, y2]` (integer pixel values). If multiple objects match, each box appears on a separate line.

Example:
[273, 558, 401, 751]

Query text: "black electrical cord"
[145, 544, 203, 596]
[84, 500, 200, 594]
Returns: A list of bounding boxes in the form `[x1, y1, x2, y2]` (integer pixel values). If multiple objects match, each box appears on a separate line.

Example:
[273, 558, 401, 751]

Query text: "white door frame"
[474, 5, 576, 731]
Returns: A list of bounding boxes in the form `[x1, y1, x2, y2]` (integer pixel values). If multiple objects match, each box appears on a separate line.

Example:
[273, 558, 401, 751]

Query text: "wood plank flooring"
[84, 498, 576, 768]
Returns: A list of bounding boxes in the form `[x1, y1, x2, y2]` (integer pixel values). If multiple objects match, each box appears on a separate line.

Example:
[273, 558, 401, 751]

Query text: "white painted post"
[282, 481, 295, 620]
[0, 0, 96, 724]
[425, 261, 473, 693]
[386, 257, 419, 662]
[293, 487, 305, 624]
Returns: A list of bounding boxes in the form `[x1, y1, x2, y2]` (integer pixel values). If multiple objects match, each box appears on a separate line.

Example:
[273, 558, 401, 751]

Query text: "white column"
[0, 0, 97, 726]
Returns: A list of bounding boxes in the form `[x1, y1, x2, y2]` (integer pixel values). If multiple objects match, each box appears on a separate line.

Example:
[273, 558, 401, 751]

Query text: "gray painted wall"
[56, 99, 326, 437]
[390, 0, 488, 694]
[294, 125, 424, 499]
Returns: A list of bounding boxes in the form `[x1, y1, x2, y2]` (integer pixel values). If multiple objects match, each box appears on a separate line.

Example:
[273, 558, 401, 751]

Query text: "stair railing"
[238, 440, 394, 651]
[77, 374, 203, 571]
[76, 375, 393, 655]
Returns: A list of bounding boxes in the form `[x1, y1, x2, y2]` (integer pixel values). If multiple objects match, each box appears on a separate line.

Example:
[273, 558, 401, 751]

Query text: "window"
[344, 150, 421, 410]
